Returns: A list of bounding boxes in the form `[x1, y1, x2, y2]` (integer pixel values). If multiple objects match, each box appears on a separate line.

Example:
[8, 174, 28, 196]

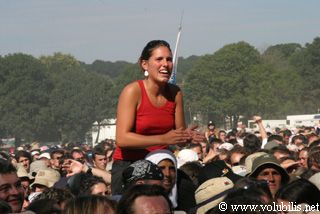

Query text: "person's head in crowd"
[50, 149, 64, 170]
[26, 198, 61, 214]
[226, 131, 237, 142]
[179, 161, 203, 187]
[16, 165, 32, 196]
[15, 150, 32, 172]
[276, 178, 320, 206]
[291, 134, 308, 146]
[298, 147, 309, 168]
[307, 147, 320, 172]
[270, 145, 291, 161]
[267, 135, 283, 145]
[198, 160, 242, 185]
[186, 144, 203, 160]
[243, 134, 262, 154]
[281, 129, 292, 145]
[306, 133, 319, 145]
[0, 159, 25, 213]
[78, 174, 111, 196]
[145, 149, 178, 208]
[92, 145, 107, 170]
[70, 149, 85, 164]
[33, 187, 74, 210]
[216, 148, 229, 162]
[176, 149, 199, 169]
[31, 169, 61, 193]
[309, 139, 320, 150]
[234, 177, 273, 203]
[63, 195, 116, 214]
[249, 154, 289, 197]
[218, 130, 227, 143]
[99, 139, 115, 162]
[31, 150, 40, 161]
[199, 141, 209, 157]
[209, 138, 223, 153]
[193, 177, 233, 214]
[278, 156, 300, 176]
[228, 146, 247, 167]
[117, 184, 172, 214]
[38, 152, 51, 167]
[122, 160, 164, 191]
[228, 138, 239, 146]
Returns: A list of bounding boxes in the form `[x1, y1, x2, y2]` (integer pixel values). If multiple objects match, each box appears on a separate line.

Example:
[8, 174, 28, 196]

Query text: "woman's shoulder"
[120, 81, 141, 97]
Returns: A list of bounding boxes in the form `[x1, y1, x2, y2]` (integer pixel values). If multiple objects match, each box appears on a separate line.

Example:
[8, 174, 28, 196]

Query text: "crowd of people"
[1, 40, 320, 214]
[1, 118, 320, 214]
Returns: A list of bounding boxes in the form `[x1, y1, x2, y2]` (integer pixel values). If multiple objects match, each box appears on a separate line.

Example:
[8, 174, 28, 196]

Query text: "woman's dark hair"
[63, 195, 116, 214]
[139, 40, 171, 68]
[275, 178, 320, 205]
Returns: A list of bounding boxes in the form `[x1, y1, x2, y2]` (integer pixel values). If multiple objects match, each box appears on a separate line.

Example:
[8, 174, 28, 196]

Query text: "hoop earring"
[144, 70, 149, 77]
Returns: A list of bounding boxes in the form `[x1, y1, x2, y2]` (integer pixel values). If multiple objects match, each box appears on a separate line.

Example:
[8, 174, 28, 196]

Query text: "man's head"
[92, 146, 107, 170]
[122, 160, 163, 190]
[15, 151, 32, 172]
[145, 150, 177, 194]
[0, 159, 25, 213]
[249, 154, 289, 197]
[50, 149, 64, 170]
[71, 149, 85, 164]
[117, 184, 172, 214]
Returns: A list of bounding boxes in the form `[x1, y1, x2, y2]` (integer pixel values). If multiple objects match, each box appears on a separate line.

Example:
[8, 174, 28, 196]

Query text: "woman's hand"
[163, 127, 191, 145]
[186, 125, 206, 144]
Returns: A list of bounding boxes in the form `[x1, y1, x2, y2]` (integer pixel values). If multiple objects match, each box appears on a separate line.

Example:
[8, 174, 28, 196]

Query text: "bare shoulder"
[119, 81, 141, 102]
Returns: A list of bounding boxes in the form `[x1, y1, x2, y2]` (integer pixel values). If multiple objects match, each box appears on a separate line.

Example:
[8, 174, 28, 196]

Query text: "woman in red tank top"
[111, 40, 204, 195]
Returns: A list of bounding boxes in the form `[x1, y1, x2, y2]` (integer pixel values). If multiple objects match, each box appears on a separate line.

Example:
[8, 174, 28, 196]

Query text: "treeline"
[0, 37, 319, 143]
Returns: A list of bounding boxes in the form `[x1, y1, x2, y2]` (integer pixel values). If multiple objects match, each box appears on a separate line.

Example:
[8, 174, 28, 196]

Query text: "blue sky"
[1, 0, 319, 63]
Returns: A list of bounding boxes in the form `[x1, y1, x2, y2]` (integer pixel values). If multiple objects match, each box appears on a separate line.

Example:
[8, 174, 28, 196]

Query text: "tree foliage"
[0, 37, 319, 142]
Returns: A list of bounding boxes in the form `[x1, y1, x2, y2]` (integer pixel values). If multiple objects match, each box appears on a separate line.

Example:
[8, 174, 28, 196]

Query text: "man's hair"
[243, 134, 262, 154]
[92, 145, 105, 160]
[0, 159, 17, 174]
[117, 184, 172, 214]
[34, 187, 74, 205]
[50, 149, 64, 159]
[14, 150, 32, 162]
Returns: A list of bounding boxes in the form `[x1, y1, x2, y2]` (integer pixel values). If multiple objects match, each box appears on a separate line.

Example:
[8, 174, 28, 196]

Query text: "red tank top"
[113, 80, 176, 161]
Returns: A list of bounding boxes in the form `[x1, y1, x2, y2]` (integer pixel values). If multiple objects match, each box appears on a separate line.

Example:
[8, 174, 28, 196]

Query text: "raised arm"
[253, 115, 268, 148]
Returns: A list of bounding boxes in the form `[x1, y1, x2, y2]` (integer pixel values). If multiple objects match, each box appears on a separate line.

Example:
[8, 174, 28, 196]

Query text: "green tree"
[0, 54, 52, 142]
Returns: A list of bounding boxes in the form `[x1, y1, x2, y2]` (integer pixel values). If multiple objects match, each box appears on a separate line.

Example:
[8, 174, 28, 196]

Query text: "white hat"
[218, 143, 234, 151]
[177, 149, 199, 168]
[38, 152, 51, 160]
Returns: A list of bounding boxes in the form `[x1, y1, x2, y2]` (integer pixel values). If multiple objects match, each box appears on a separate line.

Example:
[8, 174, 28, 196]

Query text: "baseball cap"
[31, 169, 61, 188]
[194, 177, 233, 214]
